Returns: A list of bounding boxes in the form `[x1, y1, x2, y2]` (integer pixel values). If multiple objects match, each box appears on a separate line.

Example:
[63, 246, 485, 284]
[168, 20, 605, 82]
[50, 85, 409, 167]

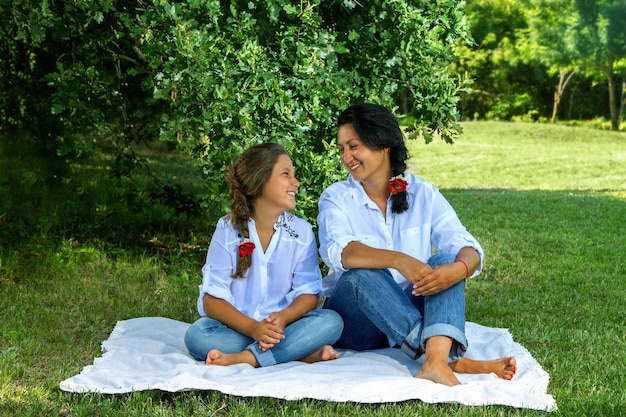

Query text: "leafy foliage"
[2, 0, 471, 223]
[137, 0, 472, 221]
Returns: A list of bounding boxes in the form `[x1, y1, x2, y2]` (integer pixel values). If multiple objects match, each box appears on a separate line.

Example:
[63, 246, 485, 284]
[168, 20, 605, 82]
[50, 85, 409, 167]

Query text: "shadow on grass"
[0, 139, 215, 266]
[2, 138, 625, 276]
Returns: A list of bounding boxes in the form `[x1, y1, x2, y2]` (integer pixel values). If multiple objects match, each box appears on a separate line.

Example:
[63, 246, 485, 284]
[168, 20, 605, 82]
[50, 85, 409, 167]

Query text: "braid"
[390, 187, 409, 214]
[390, 153, 409, 214]
[225, 161, 252, 278]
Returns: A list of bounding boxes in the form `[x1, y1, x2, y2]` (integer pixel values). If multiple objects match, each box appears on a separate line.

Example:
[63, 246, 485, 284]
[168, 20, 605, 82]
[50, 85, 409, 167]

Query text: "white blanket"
[60, 317, 557, 411]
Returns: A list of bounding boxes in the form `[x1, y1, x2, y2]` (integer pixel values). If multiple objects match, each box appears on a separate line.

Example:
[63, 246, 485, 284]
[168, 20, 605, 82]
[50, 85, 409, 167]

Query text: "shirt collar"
[347, 175, 382, 210]
[274, 212, 285, 231]
[248, 212, 285, 231]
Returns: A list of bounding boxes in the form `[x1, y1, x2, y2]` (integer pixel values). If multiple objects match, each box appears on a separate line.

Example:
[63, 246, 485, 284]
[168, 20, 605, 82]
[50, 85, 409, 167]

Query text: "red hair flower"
[238, 239, 256, 257]
[389, 176, 408, 195]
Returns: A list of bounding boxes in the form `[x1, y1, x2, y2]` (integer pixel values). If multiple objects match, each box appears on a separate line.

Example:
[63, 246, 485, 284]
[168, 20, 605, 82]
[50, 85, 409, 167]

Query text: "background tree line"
[454, 0, 626, 130]
[2, 0, 625, 223]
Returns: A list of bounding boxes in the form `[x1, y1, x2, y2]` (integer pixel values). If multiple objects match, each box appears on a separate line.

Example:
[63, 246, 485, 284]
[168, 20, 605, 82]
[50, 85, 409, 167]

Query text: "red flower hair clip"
[389, 176, 408, 195]
[238, 239, 256, 257]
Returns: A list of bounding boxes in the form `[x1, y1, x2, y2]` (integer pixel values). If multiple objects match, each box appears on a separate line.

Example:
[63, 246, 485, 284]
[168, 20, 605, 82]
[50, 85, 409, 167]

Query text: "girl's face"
[255, 154, 300, 214]
[337, 123, 390, 185]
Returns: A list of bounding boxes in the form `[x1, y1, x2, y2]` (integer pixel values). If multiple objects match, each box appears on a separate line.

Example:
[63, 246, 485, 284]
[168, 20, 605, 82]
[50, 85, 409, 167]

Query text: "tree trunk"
[618, 76, 626, 127]
[551, 91, 560, 123]
[607, 54, 619, 131]
[551, 70, 576, 123]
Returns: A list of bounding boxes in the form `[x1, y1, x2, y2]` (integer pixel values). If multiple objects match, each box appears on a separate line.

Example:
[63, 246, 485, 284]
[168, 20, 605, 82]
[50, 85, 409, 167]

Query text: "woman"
[317, 104, 516, 385]
[185, 142, 343, 367]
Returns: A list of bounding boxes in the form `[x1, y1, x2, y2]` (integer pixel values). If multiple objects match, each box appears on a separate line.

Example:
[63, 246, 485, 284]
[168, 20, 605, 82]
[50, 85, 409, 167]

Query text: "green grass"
[1, 121, 626, 416]
[409, 121, 626, 191]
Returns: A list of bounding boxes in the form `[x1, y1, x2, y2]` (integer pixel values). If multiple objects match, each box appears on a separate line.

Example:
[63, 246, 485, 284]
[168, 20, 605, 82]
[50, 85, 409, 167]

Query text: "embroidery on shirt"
[278, 212, 299, 239]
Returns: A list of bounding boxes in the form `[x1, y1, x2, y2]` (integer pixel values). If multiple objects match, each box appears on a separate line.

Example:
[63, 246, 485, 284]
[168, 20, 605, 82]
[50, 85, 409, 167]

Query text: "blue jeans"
[323, 252, 467, 361]
[184, 308, 343, 367]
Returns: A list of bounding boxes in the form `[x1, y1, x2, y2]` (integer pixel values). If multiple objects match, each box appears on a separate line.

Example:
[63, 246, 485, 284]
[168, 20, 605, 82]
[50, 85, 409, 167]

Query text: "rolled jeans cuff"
[248, 344, 277, 367]
[400, 323, 424, 360]
[422, 323, 468, 362]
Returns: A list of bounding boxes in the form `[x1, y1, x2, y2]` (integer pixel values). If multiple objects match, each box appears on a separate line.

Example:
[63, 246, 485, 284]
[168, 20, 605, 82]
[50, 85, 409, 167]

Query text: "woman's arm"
[455, 246, 481, 278]
[341, 241, 433, 283]
[343, 241, 481, 297]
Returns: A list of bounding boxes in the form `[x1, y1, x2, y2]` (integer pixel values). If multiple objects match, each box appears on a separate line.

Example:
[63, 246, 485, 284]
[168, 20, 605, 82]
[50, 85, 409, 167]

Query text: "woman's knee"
[341, 268, 393, 287]
[309, 308, 344, 334]
[428, 252, 456, 268]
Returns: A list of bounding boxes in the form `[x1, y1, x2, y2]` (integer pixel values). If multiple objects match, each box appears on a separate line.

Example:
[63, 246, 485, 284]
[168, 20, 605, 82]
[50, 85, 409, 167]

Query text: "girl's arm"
[269, 293, 318, 329]
[455, 246, 481, 278]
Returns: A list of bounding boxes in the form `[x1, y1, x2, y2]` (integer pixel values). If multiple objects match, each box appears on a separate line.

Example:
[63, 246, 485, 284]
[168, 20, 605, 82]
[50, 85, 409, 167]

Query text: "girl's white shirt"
[197, 212, 322, 321]
[317, 173, 484, 297]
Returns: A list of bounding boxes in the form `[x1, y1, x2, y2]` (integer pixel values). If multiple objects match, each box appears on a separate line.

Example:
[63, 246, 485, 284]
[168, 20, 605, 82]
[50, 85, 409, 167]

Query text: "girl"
[317, 104, 516, 385]
[185, 143, 343, 367]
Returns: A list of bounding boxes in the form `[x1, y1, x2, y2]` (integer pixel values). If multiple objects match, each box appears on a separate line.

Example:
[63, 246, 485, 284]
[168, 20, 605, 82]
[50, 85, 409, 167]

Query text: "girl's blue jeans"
[184, 308, 343, 367]
[323, 252, 467, 361]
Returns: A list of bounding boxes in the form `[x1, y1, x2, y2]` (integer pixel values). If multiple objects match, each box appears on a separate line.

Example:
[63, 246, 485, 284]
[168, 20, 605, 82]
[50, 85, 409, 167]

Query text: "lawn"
[1, 121, 625, 416]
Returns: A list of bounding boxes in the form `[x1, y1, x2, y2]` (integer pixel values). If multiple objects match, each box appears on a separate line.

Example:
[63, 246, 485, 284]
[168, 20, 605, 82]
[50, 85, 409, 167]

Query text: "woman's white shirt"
[197, 212, 322, 321]
[317, 173, 483, 296]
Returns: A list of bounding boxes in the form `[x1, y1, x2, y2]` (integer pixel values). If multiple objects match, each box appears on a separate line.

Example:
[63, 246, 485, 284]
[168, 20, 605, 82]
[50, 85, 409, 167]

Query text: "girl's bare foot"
[449, 356, 517, 380]
[205, 349, 258, 367]
[299, 345, 340, 364]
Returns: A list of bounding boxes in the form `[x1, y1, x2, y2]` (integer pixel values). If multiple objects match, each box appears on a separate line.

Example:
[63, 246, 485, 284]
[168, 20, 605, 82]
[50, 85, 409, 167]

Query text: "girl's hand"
[266, 311, 287, 330]
[253, 315, 285, 351]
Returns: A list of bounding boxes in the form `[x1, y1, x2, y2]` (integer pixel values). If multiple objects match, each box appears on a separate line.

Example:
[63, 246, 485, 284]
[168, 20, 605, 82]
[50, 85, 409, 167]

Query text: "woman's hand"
[411, 263, 460, 296]
[394, 254, 433, 285]
[400, 247, 479, 296]
[395, 254, 454, 295]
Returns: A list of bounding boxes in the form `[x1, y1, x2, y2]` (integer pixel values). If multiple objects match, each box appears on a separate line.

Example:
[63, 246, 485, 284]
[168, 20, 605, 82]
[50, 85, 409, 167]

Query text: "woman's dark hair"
[225, 142, 287, 278]
[337, 103, 410, 213]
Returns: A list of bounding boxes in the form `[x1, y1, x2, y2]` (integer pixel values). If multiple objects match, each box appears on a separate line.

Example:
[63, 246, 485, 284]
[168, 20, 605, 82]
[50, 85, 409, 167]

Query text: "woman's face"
[255, 154, 300, 214]
[337, 123, 390, 184]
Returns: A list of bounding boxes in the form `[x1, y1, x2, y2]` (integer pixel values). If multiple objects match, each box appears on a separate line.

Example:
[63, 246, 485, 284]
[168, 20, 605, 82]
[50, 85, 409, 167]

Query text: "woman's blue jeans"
[184, 308, 343, 367]
[323, 252, 467, 361]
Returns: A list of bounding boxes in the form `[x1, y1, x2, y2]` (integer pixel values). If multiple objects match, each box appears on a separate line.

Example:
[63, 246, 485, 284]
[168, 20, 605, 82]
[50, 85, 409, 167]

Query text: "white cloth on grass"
[60, 317, 557, 411]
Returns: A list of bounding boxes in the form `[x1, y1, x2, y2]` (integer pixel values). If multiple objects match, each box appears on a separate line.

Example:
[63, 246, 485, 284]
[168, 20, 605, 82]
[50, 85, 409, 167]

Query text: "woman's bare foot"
[416, 357, 462, 386]
[205, 349, 259, 367]
[416, 336, 462, 386]
[299, 345, 340, 364]
[449, 356, 517, 380]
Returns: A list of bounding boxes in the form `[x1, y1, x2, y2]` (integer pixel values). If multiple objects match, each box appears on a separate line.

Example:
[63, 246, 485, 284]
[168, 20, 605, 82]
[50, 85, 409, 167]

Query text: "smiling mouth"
[347, 163, 361, 172]
[287, 191, 297, 197]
